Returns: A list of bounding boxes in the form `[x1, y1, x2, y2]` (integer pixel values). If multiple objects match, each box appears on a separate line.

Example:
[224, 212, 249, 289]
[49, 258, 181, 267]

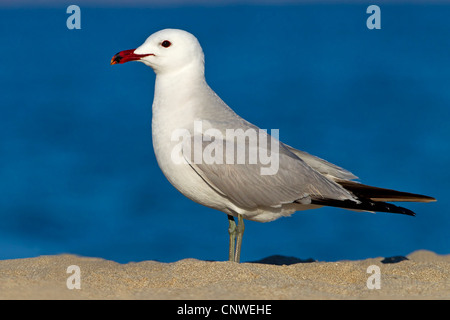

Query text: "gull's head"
[111, 29, 204, 75]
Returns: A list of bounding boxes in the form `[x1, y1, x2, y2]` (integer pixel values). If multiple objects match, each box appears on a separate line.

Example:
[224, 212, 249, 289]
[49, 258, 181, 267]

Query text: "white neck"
[154, 61, 205, 104]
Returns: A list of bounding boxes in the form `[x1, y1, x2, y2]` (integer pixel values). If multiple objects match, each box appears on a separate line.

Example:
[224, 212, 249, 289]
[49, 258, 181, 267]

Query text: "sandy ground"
[0, 250, 448, 299]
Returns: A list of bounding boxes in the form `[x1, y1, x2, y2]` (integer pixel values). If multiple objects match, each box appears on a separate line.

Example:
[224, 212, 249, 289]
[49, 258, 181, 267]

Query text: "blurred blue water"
[0, 5, 449, 263]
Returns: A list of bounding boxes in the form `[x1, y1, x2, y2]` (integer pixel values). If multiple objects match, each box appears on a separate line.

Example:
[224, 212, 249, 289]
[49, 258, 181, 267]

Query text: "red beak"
[110, 49, 152, 65]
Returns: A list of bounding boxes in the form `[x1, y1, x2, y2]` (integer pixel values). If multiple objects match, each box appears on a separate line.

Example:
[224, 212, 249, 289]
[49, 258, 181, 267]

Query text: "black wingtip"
[310, 198, 416, 216]
[380, 202, 416, 216]
[336, 180, 436, 204]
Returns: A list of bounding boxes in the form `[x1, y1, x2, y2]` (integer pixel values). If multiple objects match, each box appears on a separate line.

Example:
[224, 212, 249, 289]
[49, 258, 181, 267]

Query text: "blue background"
[0, 3, 448, 263]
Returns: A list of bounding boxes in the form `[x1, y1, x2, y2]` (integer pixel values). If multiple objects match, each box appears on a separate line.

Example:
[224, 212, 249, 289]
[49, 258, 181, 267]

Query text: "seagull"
[111, 28, 436, 263]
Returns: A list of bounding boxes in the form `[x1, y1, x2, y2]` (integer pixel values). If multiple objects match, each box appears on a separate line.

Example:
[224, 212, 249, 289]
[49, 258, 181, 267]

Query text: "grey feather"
[181, 125, 357, 210]
[284, 145, 358, 181]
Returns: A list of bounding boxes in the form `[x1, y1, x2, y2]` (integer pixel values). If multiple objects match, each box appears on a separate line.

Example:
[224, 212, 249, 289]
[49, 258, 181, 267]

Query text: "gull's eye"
[161, 40, 172, 48]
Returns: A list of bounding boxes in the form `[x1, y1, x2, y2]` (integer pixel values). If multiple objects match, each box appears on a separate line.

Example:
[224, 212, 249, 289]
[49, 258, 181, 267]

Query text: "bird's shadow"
[380, 256, 409, 264]
[247, 255, 409, 266]
[247, 255, 316, 265]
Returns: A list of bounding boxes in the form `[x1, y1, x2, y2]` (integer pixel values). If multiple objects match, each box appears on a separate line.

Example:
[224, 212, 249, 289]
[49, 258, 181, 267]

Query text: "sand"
[0, 250, 448, 300]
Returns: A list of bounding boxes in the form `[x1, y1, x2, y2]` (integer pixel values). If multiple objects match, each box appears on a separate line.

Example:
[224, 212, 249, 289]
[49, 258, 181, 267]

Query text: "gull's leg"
[227, 215, 236, 262]
[234, 214, 245, 263]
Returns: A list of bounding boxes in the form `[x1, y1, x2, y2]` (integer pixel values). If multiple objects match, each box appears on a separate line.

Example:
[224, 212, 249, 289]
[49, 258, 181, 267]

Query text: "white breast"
[151, 92, 229, 212]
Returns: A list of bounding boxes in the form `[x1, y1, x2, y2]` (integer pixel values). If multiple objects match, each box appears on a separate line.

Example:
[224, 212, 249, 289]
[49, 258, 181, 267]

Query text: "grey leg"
[234, 214, 245, 263]
[227, 215, 236, 262]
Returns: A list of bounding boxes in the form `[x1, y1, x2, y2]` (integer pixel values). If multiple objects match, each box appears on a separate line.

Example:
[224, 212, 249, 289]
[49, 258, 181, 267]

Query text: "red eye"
[161, 40, 171, 48]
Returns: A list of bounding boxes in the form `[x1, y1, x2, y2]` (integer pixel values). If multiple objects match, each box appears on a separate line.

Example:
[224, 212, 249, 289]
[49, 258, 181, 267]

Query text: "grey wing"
[283, 145, 358, 181]
[182, 131, 357, 210]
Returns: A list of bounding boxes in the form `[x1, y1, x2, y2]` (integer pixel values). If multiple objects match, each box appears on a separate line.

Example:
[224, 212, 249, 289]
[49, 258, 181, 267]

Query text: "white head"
[111, 29, 205, 75]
